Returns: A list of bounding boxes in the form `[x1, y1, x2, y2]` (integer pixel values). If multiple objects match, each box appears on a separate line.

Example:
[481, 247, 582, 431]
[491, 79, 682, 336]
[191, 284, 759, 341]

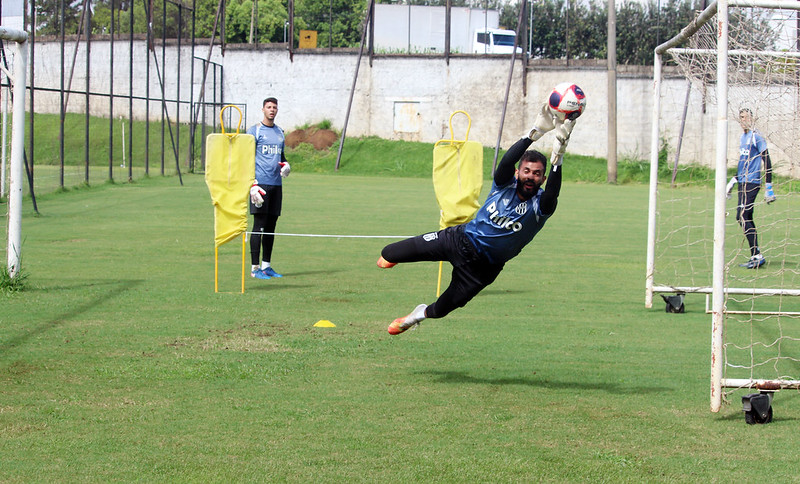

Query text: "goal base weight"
[742, 392, 774, 425]
[661, 294, 685, 313]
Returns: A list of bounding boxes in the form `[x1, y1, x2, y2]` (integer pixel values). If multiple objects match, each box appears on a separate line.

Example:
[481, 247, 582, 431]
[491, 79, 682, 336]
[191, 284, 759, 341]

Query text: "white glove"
[725, 176, 737, 199]
[250, 183, 265, 207]
[764, 183, 776, 204]
[526, 103, 557, 141]
[279, 162, 291, 178]
[550, 118, 576, 167]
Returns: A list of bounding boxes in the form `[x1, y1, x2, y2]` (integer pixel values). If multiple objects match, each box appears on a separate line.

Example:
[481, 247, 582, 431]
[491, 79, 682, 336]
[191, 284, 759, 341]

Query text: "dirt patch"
[285, 129, 306, 148]
[285, 128, 337, 150]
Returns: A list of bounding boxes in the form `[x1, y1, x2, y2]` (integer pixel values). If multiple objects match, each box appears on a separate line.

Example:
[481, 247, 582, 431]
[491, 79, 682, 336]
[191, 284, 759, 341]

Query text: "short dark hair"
[263, 97, 278, 106]
[739, 107, 752, 116]
[519, 150, 547, 170]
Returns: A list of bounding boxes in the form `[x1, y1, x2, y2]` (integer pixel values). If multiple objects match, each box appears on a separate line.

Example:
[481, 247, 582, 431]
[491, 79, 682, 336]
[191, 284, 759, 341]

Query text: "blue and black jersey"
[247, 123, 287, 186]
[464, 137, 560, 265]
[738, 130, 769, 185]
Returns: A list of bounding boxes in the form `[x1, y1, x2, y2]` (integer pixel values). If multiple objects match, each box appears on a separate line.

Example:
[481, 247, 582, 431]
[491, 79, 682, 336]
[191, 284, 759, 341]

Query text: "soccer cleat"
[388, 304, 427, 335]
[262, 267, 283, 278]
[251, 269, 272, 280]
[377, 256, 396, 269]
[740, 254, 766, 269]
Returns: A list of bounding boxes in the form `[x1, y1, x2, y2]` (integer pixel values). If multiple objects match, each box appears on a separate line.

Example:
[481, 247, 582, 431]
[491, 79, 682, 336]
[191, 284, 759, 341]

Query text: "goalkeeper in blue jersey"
[725, 108, 775, 269]
[247, 97, 291, 280]
[377, 104, 579, 335]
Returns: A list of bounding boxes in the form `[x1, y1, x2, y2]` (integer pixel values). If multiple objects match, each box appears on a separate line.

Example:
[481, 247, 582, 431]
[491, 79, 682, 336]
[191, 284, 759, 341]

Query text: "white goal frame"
[1, 26, 28, 279]
[646, 0, 800, 412]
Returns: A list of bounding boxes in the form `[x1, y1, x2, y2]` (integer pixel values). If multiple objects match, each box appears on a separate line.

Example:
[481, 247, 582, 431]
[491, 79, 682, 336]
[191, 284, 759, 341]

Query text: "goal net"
[646, 0, 800, 412]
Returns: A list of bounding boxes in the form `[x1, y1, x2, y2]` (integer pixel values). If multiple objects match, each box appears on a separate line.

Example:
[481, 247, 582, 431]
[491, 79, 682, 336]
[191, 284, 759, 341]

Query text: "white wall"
[22, 39, 734, 168]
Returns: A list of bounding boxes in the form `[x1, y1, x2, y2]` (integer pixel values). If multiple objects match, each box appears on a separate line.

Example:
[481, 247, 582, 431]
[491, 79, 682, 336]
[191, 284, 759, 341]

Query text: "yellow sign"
[299, 30, 318, 49]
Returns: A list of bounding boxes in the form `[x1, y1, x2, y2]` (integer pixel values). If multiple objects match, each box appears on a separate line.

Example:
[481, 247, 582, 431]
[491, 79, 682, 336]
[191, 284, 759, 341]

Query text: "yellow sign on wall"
[299, 30, 318, 49]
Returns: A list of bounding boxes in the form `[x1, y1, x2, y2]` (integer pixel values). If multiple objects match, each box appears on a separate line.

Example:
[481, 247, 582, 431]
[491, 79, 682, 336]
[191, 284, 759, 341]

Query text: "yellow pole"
[214, 245, 219, 293]
[241, 233, 246, 293]
[436, 261, 443, 297]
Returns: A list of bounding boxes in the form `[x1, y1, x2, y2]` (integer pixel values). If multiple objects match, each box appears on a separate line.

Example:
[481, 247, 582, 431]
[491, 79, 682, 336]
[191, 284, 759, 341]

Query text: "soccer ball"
[548, 83, 587, 121]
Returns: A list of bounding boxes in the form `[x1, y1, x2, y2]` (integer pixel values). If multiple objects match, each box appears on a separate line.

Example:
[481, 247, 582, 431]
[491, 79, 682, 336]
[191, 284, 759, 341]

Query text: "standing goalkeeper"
[726, 108, 775, 269]
[248, 97, 291, 280]
[377, 99, 583, 335]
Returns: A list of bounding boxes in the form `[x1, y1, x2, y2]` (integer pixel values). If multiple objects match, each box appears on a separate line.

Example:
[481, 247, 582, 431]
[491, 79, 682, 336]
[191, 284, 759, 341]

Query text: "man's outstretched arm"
[539, 162, 562, 216]
[495, 137, 533, 186]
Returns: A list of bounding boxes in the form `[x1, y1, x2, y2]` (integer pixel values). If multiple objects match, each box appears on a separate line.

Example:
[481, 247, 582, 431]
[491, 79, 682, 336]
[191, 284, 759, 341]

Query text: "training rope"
[245, 231, 413, 239]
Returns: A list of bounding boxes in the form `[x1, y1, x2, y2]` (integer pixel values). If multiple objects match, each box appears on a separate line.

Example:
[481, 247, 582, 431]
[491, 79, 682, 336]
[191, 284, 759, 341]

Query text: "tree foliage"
[31, 0, 778, 65]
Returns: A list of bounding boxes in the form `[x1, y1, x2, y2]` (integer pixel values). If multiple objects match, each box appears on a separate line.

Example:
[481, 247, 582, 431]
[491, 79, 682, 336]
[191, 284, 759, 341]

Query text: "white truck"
[373, 4, 518, 54]
[472, 28, 521, 54]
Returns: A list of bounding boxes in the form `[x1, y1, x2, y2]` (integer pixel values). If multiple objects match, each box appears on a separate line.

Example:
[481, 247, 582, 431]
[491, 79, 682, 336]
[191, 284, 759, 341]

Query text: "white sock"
[252, 265, 260, 272]
[261, 262, 271, 270]
[409, 304, 428, 324]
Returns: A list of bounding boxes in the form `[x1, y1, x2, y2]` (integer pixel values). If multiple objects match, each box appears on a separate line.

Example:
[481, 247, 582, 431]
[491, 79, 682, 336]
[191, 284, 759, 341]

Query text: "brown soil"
[284, 128, 337, 150]
[284, 129, 306, 148]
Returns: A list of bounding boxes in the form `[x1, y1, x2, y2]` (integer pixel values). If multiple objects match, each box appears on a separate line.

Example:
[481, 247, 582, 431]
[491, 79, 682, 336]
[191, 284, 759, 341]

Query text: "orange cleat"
[377, 256, 396, 269]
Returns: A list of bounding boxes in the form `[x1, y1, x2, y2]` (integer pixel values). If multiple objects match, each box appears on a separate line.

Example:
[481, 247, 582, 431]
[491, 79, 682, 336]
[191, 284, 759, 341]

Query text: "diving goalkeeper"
[377, 100, 582, 335]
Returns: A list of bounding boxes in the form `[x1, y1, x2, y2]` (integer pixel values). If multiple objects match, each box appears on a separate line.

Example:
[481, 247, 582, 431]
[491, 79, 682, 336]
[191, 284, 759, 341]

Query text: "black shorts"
[250, 184, 282, 216]
[382, 225, 504, 318]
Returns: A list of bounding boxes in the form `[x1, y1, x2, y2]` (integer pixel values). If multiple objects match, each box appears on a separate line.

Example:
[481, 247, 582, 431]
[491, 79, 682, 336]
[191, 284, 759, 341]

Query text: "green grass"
[2, 173, 800, 482]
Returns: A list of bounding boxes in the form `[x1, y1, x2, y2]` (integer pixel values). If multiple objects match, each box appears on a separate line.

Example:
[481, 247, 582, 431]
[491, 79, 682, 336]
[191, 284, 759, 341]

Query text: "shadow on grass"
[419, 370, 663, 395]
[0, 279, 143, 354]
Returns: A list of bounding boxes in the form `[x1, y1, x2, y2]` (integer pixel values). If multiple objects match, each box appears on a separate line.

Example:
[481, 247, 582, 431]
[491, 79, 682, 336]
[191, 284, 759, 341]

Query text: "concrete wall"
[24, 39, 738, 169]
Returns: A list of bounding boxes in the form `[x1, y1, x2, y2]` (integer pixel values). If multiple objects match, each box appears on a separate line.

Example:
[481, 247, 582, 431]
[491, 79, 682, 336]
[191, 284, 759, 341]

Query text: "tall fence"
[0, 0, 227, 201]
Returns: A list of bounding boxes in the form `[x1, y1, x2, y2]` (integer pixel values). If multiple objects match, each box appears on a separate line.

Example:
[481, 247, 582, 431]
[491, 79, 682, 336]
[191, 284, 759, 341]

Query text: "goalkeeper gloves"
[550, 118, 576, 167]
[725, 176, 737, 199]
[526, 103, 557, 141]
[280, 161, 291, 178]
[250, 182, 266, 208]
[765, 183, 776, 204]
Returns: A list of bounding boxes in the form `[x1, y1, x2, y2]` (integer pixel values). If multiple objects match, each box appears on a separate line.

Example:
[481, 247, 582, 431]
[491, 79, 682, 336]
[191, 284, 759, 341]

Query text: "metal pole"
[445, 0, 451, 63]
[59, 0, 65, 188]
[28, 0, 34, 184]
[645, 51, 662, 310]
[335, 0, 373, 171]
[84, 0, 90, 183]
[492, 2, 526, 174]
[129, 3, 134, 181]
[176, 4, 182, 173]
[109, 0, 115, 180]
[161, 0, 166, 175]
[188, 0, 196, 171]
[607, 0, 617, 183]
[6, 32, 28, 278]
[710, 0, 729, 414]
[146, 0, 152, 175]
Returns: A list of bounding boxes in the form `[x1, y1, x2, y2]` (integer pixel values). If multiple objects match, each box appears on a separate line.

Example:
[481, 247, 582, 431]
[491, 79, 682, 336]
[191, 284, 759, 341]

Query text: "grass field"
[2, 172, 800, 482]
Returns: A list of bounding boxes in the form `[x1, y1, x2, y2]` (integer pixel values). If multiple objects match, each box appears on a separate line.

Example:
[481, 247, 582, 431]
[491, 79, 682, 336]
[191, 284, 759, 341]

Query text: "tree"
[34, 0, 85, 36]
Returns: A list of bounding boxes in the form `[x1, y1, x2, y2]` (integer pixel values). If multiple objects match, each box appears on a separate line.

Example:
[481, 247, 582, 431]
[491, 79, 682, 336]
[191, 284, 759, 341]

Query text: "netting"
[654, 4, 800, 399]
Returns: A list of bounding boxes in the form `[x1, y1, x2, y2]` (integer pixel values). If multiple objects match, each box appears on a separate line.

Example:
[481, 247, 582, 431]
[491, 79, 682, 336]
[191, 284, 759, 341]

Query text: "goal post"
[1, 26, 29, 279]
[648, 0, 800, 412]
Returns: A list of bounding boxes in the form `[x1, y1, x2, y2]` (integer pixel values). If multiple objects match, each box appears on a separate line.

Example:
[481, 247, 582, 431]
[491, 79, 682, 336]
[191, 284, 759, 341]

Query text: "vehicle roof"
[474, 28, 516, 34]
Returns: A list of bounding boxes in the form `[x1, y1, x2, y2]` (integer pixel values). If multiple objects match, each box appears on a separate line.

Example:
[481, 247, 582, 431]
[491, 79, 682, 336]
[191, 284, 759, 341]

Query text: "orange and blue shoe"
[377, 256, 396, 269]
[388, 304, 427, 335]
